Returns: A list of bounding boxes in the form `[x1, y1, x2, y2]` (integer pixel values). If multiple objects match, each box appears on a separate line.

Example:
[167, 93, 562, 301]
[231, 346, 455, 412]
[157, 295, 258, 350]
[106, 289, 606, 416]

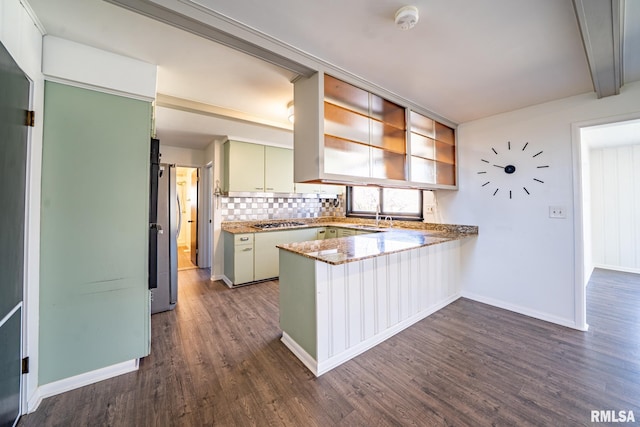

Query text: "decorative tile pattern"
[220, 195, 345, 221]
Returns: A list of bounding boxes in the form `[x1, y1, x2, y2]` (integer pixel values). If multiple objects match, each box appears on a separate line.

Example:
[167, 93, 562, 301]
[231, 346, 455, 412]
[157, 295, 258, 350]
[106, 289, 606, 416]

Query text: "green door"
[0, 41, 30, 427]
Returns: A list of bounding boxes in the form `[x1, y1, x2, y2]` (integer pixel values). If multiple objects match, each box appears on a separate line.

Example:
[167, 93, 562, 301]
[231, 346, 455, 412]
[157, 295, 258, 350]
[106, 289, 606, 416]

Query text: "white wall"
[159, 145, 206, 166]
[590, 144, 640, 273]
[1, 0, 45, 412]
[437, 81, 640, 329]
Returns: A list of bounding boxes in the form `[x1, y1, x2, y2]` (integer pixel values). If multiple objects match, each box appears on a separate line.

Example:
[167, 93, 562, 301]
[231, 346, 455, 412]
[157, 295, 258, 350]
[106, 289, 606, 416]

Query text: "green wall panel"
[279, 250, 317, 358]
[40, 82, 151, 384]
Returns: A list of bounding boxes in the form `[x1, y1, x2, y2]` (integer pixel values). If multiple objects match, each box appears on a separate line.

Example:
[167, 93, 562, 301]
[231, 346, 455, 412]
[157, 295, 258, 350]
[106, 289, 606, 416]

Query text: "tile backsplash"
[219, 195, 345, 221]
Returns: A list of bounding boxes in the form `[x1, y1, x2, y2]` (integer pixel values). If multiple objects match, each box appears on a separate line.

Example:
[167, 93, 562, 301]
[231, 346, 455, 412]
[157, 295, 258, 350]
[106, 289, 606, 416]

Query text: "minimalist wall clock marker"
[477, 141, 550, 199]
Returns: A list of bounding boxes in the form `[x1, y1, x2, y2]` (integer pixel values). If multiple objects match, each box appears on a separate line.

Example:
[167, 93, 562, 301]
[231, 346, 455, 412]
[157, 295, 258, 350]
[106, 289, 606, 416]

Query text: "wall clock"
[477, 141, 549, 199]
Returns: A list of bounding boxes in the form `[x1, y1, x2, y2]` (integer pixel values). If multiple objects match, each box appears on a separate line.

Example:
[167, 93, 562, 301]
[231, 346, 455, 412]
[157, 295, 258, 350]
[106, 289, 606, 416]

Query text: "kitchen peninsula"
[276, 220, 477, 376]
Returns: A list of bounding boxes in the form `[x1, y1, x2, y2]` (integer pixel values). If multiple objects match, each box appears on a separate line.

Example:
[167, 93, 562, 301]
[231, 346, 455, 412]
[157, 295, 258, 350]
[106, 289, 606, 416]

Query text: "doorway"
[176, 166, 198, 270]
[574, 115, 640, 329]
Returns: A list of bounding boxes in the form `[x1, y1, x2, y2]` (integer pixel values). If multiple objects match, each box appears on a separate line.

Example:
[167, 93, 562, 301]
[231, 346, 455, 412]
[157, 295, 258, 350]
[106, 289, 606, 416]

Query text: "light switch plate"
[549, 206, 566, 219]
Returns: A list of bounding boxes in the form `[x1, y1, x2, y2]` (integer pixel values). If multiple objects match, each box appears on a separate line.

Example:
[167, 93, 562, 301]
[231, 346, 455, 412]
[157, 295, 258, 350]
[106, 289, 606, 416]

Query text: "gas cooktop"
[252, 221, 306, 229]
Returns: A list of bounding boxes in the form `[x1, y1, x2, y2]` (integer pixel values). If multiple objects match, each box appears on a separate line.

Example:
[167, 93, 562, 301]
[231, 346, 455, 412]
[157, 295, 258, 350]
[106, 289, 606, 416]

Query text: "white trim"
[593, 264, 640, 275]
[42, 35, 157, 100]
[43, 76, 155, 103]
[210, 274, 225, 282]
[221, 275, 233, 288]
[280, 332, 318, 375]
[19, 0, 46, 35]
[282, 295, 460, 377]
[316, 294, 460, 376]
[461, 291, 585, 331]
[0, 302, 22, 328]
[571, 111, 640, 333]
[28, 359, 139, 413]
[571, 121, 588, 331]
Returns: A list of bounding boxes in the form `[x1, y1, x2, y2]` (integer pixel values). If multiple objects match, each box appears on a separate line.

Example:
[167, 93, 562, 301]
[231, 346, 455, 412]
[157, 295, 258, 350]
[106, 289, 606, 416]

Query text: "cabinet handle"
[318, 230, 325, 234]
[265, 187, 274, 190]
[240, 237, 249, 241]
[255, 187, 263, 190]
[242, 248, 253, 252]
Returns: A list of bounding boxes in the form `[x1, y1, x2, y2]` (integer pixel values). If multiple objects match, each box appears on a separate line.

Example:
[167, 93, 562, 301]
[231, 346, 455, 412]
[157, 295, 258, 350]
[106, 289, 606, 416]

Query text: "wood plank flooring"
[19, 268, 640, 426]
[178, 245, 197, 271]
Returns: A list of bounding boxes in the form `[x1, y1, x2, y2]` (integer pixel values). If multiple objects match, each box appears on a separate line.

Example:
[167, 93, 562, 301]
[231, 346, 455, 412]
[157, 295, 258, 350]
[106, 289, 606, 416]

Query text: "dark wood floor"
[19, 268, 640, 426]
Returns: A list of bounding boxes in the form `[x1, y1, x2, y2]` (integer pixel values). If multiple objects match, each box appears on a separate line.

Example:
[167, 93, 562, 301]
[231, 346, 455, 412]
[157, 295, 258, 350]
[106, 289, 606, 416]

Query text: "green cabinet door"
[234, 244, 255, 284]
[40, 82, 152, 384]
[255, 230, 291, 280]
[265, 146, 294, 193]
[224, 140, 265, 192]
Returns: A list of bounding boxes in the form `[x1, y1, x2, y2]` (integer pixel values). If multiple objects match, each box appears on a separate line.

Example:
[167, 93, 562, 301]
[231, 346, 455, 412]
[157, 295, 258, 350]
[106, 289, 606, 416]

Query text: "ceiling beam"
[155, 93, 293, 132]
[104, 0, 315, 78]
[572, 0, 623, 98]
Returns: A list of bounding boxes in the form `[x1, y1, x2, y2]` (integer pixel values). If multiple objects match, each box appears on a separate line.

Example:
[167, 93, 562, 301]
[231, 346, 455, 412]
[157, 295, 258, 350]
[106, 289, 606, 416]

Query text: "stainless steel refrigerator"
[151, 162, 178, 314]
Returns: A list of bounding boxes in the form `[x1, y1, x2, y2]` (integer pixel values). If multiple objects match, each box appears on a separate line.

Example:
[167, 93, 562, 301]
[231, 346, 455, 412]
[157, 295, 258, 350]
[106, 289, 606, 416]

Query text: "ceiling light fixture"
[395, 5, 419, 30]
[287, 100, 294, 123]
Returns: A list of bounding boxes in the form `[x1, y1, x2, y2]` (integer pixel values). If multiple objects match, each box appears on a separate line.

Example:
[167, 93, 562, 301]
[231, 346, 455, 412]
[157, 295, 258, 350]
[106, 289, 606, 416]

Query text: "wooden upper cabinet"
[293, 71, 457, 189]
[409, 110, 456, 186]
[322, 74, 407, 181]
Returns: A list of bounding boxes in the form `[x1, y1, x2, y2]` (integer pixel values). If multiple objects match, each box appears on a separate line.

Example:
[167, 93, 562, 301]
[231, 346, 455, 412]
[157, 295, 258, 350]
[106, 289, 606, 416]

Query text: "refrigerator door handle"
[176, 195, 182, 238]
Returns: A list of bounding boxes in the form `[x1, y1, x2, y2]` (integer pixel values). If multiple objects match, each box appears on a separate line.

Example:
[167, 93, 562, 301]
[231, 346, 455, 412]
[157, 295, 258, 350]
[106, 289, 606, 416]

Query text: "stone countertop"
[220, 217, 477, 265]
[221, 217, 478, 235]
[276, 228, 471, 265]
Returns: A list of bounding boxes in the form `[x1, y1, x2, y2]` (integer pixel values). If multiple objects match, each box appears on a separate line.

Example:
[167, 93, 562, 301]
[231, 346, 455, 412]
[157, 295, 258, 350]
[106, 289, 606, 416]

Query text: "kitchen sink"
[352, 225, 388, 231]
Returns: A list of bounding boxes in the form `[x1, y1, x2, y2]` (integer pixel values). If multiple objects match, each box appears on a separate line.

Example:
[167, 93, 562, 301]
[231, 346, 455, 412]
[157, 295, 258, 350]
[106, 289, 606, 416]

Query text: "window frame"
[346, 186, 424, 221]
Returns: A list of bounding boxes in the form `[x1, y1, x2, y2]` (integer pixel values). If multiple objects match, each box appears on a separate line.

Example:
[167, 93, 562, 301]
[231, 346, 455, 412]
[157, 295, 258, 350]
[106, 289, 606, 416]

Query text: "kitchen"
[3, 0, 640, 425]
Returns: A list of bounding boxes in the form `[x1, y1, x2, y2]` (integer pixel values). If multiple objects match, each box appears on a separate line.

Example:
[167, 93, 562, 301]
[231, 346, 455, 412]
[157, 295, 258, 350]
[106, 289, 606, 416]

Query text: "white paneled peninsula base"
[277, 227, 476, 376]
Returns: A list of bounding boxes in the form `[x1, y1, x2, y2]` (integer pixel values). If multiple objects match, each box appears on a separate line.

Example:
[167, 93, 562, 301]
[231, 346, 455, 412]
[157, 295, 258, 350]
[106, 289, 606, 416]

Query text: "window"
[347, 186, 423, 220]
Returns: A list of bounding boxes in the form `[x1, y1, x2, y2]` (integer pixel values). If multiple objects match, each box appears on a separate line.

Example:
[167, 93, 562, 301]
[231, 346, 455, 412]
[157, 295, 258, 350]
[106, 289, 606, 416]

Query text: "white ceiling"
[26, 0, 640, 150]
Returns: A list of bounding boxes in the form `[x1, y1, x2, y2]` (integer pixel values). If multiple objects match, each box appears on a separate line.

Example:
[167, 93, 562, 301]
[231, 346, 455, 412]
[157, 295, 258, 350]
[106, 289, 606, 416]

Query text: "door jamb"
[571, 111, 640, 331]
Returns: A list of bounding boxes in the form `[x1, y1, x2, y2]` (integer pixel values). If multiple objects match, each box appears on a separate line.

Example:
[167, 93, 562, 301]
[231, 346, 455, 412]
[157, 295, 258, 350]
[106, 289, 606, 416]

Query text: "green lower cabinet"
[337, 228, 356, 237]
[254, 230, 290, 280]
[325, 228, 338, 239]
[226, 228, 321, 285]
[234, 244, 255, 284]
[223, 232, 255, 285]
[316, 227, 327, 240]
[254, 228, 319, 281]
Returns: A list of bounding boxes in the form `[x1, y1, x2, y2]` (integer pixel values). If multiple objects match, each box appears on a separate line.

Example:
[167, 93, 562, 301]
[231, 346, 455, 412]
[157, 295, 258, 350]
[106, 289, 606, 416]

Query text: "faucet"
[384, 216, 393, 228]
[375, 204, 380, 227]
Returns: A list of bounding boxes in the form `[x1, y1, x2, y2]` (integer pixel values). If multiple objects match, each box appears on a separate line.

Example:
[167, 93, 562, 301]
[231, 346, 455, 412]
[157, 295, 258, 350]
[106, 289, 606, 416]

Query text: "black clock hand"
[493, 164, 504, 169]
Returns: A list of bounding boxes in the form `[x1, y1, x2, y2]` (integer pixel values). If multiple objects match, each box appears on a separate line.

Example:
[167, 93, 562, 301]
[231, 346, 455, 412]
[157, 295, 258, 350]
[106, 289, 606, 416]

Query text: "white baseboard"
[28, 359, 139, 413]
[460, 291, 585, 331]
[593, 264, 640, 275]
[280, 332, 318, 375]
[210, 274, 226, 282]
[281, 294, 460, 377]
[220, 275, 233, 288]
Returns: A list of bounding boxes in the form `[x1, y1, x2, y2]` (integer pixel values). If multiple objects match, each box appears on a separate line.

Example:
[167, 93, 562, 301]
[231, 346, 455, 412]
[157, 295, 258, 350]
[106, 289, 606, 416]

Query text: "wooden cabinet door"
[265, 146, 294, 193]
[226, 141, 265, 192]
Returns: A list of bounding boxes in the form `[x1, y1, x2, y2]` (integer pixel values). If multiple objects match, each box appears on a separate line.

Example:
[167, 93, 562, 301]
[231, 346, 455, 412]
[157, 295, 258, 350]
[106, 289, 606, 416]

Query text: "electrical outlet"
[549, 206, 566, 219]
[425, 205, 435, 213]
